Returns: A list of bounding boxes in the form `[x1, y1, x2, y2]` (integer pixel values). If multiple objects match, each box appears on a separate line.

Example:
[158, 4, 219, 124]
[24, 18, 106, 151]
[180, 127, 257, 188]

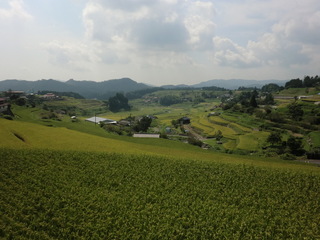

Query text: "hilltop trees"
[285, 75, 320, 88]
[285, 79, 303, 88]
[261, 83, 282, 93]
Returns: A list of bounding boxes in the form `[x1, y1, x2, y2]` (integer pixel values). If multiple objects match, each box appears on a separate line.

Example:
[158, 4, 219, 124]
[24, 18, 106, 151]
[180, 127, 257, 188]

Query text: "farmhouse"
[5, 90, 25, 98]
[133, 133, 160, 138]
[179, 117, 191, 124]
[86, 117, 117, 124]
[41, 93, 61, 100]
[0, 98, 10, 113]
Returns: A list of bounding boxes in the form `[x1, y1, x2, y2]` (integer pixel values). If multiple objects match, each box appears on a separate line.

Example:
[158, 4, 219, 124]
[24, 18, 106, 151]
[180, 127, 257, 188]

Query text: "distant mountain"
[191, 79, 287, 90]
[0, 79, 74, 93]
[0, 78, 289, 99]
[161, 84, 191, 89]
[0, 78, 150, 99]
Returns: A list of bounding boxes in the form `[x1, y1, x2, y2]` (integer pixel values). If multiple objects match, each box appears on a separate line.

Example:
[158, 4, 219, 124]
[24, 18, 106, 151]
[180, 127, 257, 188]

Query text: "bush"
[187, 137, 203, 147]
[103, 124, 123, 135]
[160, 133, 168, 139]
[2, 115, 13, 120]
[268, 112, 286, 123]
[287, 136, 305, 156]
[281, 153, 296, 160]
[266, 132, 282, 146]
[307, 148, 320, 159]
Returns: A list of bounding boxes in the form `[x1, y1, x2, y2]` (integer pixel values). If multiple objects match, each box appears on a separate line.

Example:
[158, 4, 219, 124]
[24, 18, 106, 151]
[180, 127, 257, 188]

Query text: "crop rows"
[1, 148, 320, 239]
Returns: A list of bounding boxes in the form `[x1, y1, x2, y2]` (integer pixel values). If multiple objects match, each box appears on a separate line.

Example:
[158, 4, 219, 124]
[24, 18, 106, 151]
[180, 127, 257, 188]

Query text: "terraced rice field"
[190, 114, 268, 151]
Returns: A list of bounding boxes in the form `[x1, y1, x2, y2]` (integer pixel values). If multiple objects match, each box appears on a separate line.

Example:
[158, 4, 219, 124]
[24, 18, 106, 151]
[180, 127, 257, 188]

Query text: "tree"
[15, 98, 26, 106]
[171, 119, 179, 128]
[287, 136, 305, 155]
[108, 93, 131, 112]
[266, 132, 282, 146]
[134, 116, 152, 132]
[213, 130, 223, 141]
[264, 93, 275, 105]
[288, 103, 304, 121]
[249, 94, 258, 108]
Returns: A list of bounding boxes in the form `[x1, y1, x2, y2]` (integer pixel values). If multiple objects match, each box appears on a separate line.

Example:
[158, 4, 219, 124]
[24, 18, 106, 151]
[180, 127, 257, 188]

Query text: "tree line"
[285, 75, 320, 88]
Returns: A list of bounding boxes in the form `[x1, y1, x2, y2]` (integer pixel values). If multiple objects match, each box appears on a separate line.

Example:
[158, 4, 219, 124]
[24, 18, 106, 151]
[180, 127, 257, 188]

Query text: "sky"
[0, 0, 319, 86]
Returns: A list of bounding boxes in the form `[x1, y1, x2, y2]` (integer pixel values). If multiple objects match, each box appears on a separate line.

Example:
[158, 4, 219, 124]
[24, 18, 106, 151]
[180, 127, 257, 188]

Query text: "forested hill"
[191, 79, 288, 90]
[0, 78, 150, 99]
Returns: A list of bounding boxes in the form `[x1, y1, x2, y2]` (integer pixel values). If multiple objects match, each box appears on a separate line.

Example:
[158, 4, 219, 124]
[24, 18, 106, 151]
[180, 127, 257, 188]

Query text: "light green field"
[278, 87, 318, 96]
[309, 132, 320, 146]
[237, 131, 269, 150]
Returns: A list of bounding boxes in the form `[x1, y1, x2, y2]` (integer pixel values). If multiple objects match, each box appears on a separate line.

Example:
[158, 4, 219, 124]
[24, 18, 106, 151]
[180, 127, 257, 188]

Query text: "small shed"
[119, 120, 131, 126]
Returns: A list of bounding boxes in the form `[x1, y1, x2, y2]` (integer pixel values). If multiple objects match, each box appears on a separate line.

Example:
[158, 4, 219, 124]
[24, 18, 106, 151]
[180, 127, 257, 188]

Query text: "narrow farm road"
[183, 124, 206, 141]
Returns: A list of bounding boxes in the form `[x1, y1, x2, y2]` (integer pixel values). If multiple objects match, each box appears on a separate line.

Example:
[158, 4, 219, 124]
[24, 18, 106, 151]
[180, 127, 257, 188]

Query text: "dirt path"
[183, 124, 206, 141]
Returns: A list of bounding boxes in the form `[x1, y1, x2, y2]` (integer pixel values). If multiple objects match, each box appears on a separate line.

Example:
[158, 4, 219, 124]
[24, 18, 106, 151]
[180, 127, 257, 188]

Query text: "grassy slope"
[0, 118, 318, 172]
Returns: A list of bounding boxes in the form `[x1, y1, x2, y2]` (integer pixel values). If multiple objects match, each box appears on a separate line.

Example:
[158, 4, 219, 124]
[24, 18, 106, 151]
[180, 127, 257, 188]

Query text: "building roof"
[133, 133, 160, 138]
[85, 117, 117, 124]
[86, 117, 108, 123]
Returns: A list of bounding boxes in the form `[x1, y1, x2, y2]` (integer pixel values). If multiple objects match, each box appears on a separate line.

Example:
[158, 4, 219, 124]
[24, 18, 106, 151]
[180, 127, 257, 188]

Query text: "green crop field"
[237, 132, 269, 151]
[1, 148, 320, 239]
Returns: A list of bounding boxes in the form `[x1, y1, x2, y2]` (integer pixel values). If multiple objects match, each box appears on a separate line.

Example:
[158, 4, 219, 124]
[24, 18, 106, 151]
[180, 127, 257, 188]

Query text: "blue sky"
[0, 0, 319, 85]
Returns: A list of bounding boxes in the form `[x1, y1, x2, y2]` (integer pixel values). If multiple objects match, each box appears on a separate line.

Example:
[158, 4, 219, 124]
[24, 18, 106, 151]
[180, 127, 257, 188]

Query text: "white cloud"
[44, 41, 97, 72]
[184, 1, 216, 50]
[213, 37, 260, 68]
[0, 0, 32, 20]
[212, 0, 319, 70]
[81, 0, 216, 65]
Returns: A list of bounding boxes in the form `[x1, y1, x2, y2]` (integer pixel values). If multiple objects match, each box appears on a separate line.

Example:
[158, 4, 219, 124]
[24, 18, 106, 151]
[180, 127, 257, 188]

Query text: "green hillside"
[0, 117, 317, 170]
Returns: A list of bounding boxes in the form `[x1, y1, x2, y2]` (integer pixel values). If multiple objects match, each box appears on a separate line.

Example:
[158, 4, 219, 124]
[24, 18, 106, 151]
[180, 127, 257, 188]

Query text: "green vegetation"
[1, 148, 320, 239]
